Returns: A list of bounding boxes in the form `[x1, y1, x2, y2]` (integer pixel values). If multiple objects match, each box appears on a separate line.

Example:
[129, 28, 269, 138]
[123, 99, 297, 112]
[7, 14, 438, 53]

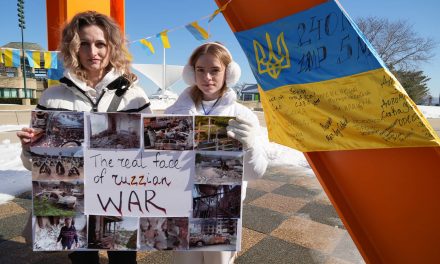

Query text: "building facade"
[0, 42, 48, 104]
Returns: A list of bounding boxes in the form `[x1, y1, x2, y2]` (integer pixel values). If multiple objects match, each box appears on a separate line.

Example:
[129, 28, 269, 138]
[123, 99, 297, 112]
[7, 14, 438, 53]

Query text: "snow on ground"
[0, 139, 31, 204]
[417, 105, 440, 118]
[1, 105, 439, 204]
[0, 124, 27, 132]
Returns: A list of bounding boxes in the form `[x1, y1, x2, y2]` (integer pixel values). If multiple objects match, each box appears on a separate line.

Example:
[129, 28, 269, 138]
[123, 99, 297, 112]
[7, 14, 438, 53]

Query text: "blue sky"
[1, 0, 439, 98]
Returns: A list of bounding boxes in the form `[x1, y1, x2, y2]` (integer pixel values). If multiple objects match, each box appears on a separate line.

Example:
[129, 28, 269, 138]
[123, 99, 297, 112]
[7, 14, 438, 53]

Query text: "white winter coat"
[165, 87, 268, 181]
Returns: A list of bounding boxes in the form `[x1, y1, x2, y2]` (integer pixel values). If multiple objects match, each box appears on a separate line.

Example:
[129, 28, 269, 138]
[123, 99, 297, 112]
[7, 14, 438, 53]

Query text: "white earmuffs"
[182, 42, 241, 87]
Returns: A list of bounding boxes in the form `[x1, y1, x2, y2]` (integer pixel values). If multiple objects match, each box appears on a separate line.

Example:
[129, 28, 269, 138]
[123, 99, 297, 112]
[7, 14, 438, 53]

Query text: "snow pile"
[418, 105, 440, 118]
[259, 127, 310, 169]
[0, 139, 30, 204]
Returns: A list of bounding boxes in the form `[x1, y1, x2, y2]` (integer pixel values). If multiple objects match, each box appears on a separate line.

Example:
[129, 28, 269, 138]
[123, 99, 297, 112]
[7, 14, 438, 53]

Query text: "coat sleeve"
[238, 105, 268, 181]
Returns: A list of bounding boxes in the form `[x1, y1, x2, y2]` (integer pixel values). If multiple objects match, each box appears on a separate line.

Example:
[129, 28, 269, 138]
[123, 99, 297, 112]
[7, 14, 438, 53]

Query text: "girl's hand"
[227, 116, 256, 151]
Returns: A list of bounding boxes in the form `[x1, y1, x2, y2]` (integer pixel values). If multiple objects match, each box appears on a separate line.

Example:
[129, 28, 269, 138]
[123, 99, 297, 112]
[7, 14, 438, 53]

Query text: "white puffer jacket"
[165, 87, 268, 181]
[21, 69, 152, 170]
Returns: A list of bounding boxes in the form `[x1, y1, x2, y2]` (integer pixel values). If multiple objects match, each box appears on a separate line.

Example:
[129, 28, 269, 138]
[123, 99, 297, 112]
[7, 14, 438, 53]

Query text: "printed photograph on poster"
[195, 151, 243, 184]
[139, 217, 189, 250]
[33, 215, 87, 251]
[32, 180, 84, 217]
[31, 147, 83, 180]
[143, 116, 193, 150]
[194, 116, 242, 151]
[189, 218, 237, 251]
[30, 111, 84, 148]
[87, 215, 138, 250]
[192, 184, 241, 218]
[89, 113, 141, 149]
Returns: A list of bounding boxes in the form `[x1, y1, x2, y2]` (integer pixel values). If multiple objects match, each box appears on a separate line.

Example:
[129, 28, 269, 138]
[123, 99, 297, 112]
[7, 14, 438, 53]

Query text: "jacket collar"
[63, 69, 124, 93]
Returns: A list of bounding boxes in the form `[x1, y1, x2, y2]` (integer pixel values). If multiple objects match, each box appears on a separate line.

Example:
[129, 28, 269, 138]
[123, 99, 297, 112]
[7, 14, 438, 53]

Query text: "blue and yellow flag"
[140, 39, 155, 55]
[25, 51, 41, 68]
[0, 49, 3, 64]
[44, 51, 58, 69]
[234, 0, 439, 151]
[209, 1, 230, 23]
[4, 49, 20, 67]
[47, 58, 64, 87]
[186, 21, 210, 41]
[157, 30, 171, 49]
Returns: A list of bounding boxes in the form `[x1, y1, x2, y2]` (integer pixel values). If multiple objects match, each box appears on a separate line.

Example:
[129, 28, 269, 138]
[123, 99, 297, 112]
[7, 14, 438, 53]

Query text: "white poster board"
[84, 149, 194, 216]
[30, 111, 243, 252]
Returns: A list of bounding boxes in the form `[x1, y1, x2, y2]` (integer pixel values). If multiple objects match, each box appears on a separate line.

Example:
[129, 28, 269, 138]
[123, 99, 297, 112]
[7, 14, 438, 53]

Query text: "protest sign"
[30, 111, 242, 251]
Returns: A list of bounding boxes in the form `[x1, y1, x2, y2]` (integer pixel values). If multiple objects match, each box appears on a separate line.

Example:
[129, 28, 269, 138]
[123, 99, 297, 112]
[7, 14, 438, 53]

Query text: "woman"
[166, 42, 268, 264]
[17, 11, 151, 264]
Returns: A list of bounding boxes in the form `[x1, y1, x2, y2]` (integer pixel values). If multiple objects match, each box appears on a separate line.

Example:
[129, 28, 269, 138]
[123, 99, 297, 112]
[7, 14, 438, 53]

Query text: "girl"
[166, 42, 268, 264]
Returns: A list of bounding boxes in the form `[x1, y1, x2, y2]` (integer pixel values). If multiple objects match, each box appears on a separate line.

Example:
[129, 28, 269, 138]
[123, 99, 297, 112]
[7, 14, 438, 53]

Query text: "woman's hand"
[16, 127, 35, 150]
[227, 116, 256, 150]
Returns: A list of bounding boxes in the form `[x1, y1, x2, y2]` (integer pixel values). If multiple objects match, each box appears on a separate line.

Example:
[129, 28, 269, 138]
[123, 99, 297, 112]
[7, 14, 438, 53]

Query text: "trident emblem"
[253, 32, 291, 79]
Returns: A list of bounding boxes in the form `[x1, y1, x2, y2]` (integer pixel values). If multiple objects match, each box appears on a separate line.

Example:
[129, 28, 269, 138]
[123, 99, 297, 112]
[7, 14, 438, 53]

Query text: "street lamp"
[17, 0, 27, 99]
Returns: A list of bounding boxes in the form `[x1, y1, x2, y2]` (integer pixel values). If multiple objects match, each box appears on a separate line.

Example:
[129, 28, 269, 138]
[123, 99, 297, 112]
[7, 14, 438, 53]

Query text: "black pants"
[68, 251, 137, 264]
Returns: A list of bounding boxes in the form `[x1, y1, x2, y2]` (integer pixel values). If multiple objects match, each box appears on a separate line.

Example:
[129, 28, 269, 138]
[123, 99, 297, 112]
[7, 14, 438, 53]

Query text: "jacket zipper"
[72, 86, 107, 112]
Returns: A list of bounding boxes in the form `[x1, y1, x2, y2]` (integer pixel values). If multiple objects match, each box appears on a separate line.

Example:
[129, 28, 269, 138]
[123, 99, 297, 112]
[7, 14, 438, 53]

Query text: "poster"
[30, 111, 242, 251]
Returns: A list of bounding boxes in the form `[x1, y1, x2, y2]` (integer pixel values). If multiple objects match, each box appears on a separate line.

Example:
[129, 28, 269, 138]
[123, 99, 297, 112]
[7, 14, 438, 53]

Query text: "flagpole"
[18, 0, 27, 99]
[162, 47, 166, 96]
[20, 28, 27, 99]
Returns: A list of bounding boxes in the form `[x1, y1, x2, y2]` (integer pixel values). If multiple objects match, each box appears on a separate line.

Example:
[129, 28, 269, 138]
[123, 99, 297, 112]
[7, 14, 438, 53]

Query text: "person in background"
[17, 11, 152, 264]
[165, 42, 268, 264]
[57, 217, 78, 250]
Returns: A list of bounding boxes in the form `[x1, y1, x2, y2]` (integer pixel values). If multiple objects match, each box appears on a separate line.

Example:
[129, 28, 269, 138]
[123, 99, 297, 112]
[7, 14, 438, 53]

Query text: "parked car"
[36, 190, 77, 209]
[190, 234, 231, 247]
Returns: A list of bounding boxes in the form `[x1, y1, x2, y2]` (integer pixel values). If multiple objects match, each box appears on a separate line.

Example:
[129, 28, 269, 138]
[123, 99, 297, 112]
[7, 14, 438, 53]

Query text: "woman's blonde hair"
[60, 11, 137, 83]
[188, 42, 232, 106]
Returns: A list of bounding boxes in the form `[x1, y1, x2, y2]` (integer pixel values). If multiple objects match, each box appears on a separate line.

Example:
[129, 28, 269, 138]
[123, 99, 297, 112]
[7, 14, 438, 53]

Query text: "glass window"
[244, 94, 253, 101]
[3, 89, 11, 98]
[11, 89, 18, 98]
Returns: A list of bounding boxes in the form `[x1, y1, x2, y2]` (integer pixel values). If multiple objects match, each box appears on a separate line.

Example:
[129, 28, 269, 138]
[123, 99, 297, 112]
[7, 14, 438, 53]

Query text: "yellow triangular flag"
[140, 39, 155, 54]
[209, 1, 231, 22]
[158, 30, 171, 49]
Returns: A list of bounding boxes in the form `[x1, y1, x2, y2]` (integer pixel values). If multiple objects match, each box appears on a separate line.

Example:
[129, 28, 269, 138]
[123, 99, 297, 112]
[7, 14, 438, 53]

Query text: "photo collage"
[31, 111, 243, 251]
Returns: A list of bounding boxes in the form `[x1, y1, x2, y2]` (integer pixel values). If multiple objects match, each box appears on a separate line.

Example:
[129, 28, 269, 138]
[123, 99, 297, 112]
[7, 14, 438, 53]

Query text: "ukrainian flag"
[25, 51, 41, 68]
[186, 21, 209, 41]
[139, 39, 155, 55]
[157, 30, 171, 49]
[4, 49, 20, 67]
[233, 0, 439, 151]
[44, 51, 58, 69]
[47, 58, 64, 87]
